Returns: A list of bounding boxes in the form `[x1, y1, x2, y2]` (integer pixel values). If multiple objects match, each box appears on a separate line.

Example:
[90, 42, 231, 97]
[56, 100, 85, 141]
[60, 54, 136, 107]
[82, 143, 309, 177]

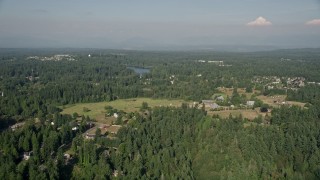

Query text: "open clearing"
[208, 108, 266, 120]
[61, 98, 187, 119]
[257, 95, 305, 108]
[61, 95, 304, 122]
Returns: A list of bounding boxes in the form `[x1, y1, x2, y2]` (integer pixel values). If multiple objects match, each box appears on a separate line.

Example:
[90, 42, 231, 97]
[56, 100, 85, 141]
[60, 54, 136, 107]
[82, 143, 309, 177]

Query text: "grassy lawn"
[257, 95, 286, 107]
[256, 95, 305, 107]
[287, 101, 306, 107]
[61, 98, 187, 118]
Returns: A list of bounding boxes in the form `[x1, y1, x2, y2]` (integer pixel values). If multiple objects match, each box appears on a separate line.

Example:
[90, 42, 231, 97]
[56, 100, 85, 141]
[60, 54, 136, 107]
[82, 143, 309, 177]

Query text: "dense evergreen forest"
[1, 48, 320, 179]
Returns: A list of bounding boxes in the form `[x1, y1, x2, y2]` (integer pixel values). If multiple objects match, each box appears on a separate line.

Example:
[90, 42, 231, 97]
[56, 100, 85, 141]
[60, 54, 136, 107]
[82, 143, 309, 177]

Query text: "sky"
[0, 0, 320, 50]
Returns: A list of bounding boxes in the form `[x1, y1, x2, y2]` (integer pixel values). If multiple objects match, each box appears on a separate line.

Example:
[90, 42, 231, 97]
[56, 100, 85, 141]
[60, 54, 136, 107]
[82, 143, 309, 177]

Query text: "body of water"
[127, 66, 150, 76]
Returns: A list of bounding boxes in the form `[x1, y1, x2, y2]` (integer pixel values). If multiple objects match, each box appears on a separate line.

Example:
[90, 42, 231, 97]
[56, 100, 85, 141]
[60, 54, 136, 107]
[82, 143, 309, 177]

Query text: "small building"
[72, 126, 78, 131]
[113, 113, 119, 118]
[64, 153, 71, 160]
[216, 96, 224, 101]
[267, 86, 274, 90]
[85, 133, 95, 140]
[113, 170, 119, 177]
[202, 100, 214, 105]
[23, 151, 33, 160]
[210, 103, 220, 110]
[63, 153, 74, 165]
[246, 101, 255, 106]
[202, 100, 213, 108]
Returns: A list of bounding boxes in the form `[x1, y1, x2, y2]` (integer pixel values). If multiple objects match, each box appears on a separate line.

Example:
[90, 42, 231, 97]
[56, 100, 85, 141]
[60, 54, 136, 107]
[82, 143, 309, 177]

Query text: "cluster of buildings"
[201, 99, 256, 111]
[196, 60, 232, 67]
[200, 91, 260, 112]
[253, 76, 306, 90]
[252, 76, 282, 85]
[286, 77, 305, 88]
[169, 75, 176, 85]
[307, 82, 320, 86]
[27, 54, 76, 61]
[26, 75, 40, 82]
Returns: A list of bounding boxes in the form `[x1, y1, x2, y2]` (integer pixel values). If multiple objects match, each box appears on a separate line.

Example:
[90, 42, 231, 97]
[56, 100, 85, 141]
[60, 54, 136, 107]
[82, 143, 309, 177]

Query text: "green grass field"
[61, 98, 187, 118]
[207, 109, 264, 120]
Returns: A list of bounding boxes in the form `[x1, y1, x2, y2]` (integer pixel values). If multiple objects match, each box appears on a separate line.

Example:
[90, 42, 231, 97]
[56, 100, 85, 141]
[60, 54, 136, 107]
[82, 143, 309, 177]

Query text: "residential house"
[216, 96, 224, 101]
[210, 103, 220, 110]
[202, 100, 214, 105]
[85, 133, 95, 140]
[72, 126, 78, 131]
[246, 101, 255, 106]
[23, 151, 33, 160]
[113, 113, 119, 118]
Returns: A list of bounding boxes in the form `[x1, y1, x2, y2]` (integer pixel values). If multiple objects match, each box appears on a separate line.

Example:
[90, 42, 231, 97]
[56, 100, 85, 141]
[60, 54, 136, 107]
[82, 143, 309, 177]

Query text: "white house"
[23, 151, 33, 160]
[72, 127, 78, 131]
[246, 101, 255, 106]
[216, 96, 224, 101]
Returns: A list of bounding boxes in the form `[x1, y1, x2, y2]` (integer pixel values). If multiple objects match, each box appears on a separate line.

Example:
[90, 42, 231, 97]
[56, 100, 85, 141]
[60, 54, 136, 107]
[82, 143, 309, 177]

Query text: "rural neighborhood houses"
[253, 76, 306, 90]
[27, 54, 76, 61]
[208, 61, 224, 66]
[287, 77, 305, 88]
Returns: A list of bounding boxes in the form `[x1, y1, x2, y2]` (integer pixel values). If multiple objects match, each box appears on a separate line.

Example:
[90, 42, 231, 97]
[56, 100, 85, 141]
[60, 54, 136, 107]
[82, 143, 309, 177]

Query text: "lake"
[127, 66, 150, 76]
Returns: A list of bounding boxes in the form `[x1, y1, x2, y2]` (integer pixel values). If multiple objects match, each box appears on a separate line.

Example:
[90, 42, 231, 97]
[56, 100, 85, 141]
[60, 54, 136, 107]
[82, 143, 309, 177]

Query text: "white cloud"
[247, 16, 272, 26]
[306, 19, 320, 26]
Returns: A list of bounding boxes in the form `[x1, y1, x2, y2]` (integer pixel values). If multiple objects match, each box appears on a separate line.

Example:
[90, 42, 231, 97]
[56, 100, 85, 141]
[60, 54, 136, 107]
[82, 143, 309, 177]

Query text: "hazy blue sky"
[0, 0, 320, 50]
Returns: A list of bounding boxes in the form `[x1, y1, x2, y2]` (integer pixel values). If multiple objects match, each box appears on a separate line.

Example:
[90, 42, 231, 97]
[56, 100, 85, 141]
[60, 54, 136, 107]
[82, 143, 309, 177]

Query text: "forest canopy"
[1, 48, 320, 179]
